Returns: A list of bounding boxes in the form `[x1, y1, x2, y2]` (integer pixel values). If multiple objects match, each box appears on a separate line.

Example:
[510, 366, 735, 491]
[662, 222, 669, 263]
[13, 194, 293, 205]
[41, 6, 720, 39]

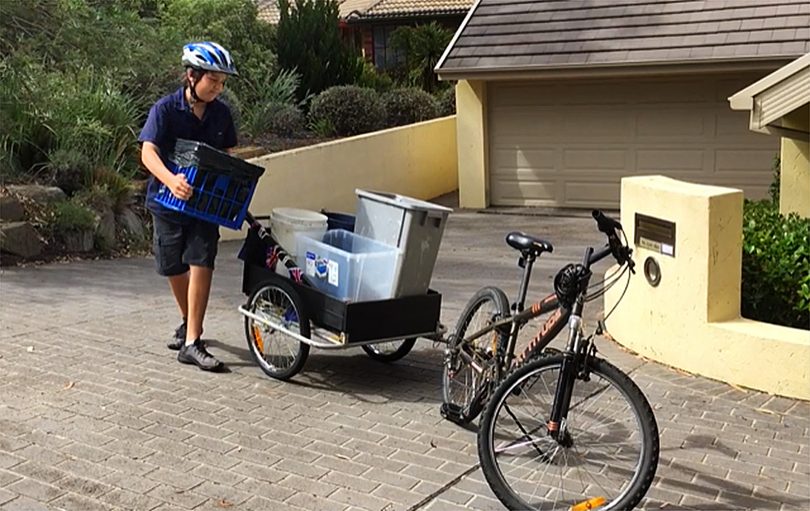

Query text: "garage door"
[489, 74, 779, 208]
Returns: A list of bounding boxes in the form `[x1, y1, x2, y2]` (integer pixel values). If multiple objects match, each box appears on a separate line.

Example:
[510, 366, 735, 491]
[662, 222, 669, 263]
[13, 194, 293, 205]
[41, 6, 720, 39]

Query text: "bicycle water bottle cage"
[554, 263, 591, 308]
[506, 232, 554, 258]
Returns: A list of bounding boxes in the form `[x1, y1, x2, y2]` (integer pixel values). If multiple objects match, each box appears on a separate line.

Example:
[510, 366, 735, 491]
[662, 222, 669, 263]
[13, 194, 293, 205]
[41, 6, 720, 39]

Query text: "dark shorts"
[152, 215, 220, 276]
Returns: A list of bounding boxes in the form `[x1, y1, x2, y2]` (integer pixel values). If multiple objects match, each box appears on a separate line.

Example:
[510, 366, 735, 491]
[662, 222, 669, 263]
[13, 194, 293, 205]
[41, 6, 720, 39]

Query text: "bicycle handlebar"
[590, 210, 634, 271]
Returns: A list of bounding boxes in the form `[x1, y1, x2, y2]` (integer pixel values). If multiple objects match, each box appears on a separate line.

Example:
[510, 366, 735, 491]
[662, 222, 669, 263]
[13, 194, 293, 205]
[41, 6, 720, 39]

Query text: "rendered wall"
[779, 108, 810, 218]
[221, 116, 458, 241]
[455, 80, 488, 209]
[605, 175, 810, 399]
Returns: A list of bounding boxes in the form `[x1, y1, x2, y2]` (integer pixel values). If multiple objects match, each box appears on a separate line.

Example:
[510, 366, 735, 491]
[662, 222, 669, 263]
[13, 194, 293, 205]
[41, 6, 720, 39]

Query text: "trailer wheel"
[362, 338, 416, 362]
[245, 279, 310, 380]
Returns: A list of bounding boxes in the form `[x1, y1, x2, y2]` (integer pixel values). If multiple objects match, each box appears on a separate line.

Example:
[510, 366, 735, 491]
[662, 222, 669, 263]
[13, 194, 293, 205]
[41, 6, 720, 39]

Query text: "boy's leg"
[168, 273, 190, 320]
[176, 219, 222, 371]
[152, 215, 191, 347]
[185, 265, 212, 344]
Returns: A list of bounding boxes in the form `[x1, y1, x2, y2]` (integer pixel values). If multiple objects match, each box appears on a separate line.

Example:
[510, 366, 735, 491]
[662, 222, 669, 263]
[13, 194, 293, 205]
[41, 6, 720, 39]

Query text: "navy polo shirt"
[138, 87, 237, 222]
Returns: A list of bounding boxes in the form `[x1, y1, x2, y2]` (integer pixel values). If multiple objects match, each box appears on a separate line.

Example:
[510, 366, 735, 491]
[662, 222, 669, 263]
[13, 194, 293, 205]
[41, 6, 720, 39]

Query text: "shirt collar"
[173, 87, 190, 112]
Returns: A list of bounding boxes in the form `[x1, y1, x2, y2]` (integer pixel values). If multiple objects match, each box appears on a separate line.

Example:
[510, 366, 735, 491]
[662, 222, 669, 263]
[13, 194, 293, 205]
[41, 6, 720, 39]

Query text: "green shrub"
[389, 22, 453, 93]
[309, 86, 385, 136]
[382, 87, 439, 127]
[89, 166, 133, 213]
[308, 118, 335, 138]
[276, 0, 362, 101]
[769, 155, 781, 204]
[239, 69, 307, 137]
[741, 200, 810, 329]
[436, 86, 456, 116]
[44, 149, 92, 196]
[356, 59, 394, 93]
[160, 0, 277, 106]
[266, 104, 306, 137]
[219, 89, 243, 133]
[51, 199, 96, 233]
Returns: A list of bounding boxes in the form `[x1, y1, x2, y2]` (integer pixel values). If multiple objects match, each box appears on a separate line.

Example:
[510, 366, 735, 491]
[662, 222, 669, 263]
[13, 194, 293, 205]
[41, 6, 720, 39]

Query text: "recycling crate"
[155, 139, 265, 229]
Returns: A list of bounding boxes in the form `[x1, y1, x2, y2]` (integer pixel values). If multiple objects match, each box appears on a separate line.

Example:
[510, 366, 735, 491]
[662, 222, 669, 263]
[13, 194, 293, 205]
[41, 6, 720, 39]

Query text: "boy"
[139, 42, 238, 371]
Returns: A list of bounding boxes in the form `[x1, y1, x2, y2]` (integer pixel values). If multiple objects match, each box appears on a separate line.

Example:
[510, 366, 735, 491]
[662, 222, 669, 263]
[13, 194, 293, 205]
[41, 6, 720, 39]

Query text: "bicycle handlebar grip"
[592, 210, 623, 234]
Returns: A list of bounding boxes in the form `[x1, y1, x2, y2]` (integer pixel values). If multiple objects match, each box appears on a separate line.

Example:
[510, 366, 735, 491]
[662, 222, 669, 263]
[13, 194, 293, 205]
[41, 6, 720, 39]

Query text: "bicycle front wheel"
[442, 286, 510, 424]
[477, 354, 659, 511]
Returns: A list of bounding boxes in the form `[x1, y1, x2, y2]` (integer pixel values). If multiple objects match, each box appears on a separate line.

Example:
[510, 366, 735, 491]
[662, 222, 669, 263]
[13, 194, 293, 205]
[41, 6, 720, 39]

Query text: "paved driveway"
[1, 210, 808, 511]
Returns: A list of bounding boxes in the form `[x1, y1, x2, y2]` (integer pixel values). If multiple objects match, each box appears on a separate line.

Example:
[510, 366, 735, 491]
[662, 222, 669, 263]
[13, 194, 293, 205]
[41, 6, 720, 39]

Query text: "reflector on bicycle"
[252, 325, 264, 353]
[570, 496, 606, 511]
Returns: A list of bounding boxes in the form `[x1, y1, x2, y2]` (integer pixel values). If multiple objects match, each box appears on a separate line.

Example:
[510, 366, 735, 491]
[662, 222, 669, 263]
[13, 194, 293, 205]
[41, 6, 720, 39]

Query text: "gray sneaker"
[178, 339, 223, 371]
[167, 322, 186, 350]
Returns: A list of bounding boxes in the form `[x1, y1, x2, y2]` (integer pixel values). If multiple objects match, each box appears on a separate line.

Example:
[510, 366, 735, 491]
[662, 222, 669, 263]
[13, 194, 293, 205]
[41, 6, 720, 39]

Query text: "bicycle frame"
[457, 254, 571, 379]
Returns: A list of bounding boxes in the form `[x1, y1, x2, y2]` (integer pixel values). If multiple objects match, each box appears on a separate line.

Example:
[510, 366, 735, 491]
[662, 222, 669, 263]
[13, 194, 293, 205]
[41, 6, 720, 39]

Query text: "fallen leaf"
[429, 440, 437, 448]
[62, 381, 75, 390]
[216, 499, 233, 508]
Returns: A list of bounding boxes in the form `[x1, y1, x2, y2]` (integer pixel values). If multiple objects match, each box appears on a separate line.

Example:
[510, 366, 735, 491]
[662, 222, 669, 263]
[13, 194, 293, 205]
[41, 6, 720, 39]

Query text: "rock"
[0, 195, 25, 222]
[5, 185, 66, 205]
[116, 207, 146, 241]
[63, 229, 94, 252]
[95, 205, 116, 250]
[0, 221, 43, 258]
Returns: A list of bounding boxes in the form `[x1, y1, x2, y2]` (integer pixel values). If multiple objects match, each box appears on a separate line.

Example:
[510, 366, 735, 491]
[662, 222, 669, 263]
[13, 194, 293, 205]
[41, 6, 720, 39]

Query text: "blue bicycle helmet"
[182, 41, 238, 76]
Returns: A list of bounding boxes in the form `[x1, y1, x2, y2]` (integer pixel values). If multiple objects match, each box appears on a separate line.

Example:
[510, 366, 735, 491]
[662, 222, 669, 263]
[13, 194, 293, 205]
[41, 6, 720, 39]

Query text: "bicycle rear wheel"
[442, 286, 510, 424]
[477, 354, 659, 511]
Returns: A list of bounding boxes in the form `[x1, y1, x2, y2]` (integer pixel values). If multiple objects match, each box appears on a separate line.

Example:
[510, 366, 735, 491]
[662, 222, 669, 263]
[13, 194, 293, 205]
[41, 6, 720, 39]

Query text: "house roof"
[729, 51, 810, 139]
[256, 0, 280, 24]
[436, 0, 810, 79]
[345, 0, 474, 20]
[256, 0, 472, 24]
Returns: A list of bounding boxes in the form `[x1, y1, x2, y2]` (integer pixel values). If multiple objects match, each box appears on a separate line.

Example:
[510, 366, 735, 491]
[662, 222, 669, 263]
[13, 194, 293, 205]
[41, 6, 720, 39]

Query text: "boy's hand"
[169, 173, 193, 200]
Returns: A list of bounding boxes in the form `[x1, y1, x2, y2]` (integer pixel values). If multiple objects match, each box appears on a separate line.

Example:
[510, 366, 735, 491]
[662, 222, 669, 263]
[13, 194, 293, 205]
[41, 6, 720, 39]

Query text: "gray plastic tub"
[354, 189, 452, 297]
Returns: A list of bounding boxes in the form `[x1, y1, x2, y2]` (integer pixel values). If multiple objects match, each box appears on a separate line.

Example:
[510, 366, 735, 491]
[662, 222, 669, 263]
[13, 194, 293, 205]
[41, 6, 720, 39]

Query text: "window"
[373, 25, 405, 69]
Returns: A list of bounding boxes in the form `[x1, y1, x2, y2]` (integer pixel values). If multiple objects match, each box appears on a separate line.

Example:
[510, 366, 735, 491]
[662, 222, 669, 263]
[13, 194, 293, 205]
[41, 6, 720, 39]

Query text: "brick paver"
[1, 209, 808, 510]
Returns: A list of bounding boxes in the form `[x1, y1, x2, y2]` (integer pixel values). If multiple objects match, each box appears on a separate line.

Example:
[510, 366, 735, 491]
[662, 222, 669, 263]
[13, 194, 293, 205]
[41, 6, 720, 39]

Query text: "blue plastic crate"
[155, 140, 264, 229]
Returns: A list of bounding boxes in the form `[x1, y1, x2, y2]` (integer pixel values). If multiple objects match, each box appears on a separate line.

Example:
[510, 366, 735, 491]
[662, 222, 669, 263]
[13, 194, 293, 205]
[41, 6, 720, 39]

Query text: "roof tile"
[437, 0, 810, 75]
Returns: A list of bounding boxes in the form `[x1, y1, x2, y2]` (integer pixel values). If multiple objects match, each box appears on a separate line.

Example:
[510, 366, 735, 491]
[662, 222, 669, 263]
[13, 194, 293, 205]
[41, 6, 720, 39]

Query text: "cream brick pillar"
[455, 80, 488, 209]
[604, 175, 810, 399]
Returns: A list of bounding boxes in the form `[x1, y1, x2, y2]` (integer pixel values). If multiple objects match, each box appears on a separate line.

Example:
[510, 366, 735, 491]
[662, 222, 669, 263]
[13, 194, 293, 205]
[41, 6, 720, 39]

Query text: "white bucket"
[270, 207, 328, 256]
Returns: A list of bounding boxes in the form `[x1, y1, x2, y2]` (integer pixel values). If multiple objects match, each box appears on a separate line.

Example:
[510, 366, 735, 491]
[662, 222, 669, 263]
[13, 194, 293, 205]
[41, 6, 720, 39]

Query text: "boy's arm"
[141, 142, 192, 200]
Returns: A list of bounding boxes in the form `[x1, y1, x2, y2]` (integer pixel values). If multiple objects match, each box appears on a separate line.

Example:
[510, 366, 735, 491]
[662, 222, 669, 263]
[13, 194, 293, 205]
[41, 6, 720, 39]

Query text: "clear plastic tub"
[355, 190, 451, 297]
[295, 229, 400, 302]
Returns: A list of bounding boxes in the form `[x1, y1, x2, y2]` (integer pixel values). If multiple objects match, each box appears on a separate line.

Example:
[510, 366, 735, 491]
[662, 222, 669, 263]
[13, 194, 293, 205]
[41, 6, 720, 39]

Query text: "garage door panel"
[716, 149, 777, 173]
[489, 74, 779, 207]
[561, 109, 634, 138]
[714, 111, 775, 140]
[492, 108, 560, 136]
[494, 180, 559, 204]
[563, 181, 622, 207]
[636, 149, 707, 172]
[637, 109, 708, 137]
[562, 149, 627, 170]
[492, 148, 556, 169]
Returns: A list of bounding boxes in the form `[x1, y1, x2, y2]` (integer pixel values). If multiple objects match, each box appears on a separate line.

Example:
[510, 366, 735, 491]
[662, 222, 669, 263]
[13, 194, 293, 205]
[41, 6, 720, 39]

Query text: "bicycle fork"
[547, 312, 584, 445]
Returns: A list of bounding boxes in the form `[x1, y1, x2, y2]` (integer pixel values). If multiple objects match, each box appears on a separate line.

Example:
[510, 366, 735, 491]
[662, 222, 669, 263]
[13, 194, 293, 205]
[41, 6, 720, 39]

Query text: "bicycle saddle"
[506, 232, 553, 256]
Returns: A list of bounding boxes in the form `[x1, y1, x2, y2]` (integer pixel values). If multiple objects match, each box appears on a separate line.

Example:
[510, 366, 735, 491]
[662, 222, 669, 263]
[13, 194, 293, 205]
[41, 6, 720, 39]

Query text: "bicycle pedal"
[440, 403, 464, 423]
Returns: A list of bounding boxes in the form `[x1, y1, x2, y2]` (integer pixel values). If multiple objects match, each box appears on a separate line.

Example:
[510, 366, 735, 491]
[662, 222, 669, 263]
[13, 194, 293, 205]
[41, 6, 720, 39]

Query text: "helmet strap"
[185, 68, 206, 106]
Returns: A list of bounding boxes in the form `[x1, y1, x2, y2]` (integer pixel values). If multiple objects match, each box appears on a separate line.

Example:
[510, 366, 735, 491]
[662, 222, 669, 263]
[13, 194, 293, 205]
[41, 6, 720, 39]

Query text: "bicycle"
[442, 210, 659, 510]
